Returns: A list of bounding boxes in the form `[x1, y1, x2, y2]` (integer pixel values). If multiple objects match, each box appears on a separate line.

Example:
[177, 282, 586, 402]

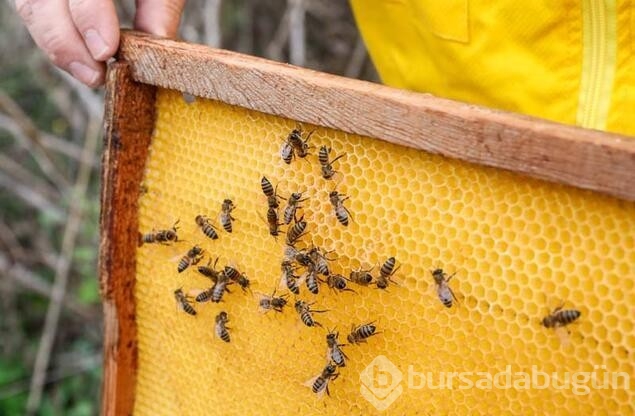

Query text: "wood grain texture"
[117, 30, 635, 201]
[100, 62, 156, 416]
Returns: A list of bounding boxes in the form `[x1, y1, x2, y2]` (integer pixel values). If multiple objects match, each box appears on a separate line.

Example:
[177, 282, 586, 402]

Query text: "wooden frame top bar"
[118, 30, 635, 201]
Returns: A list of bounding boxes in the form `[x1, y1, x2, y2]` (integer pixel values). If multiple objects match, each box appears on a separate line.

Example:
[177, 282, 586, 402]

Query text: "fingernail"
[69, 61, 99, 87]
[84, 29, 109, 60]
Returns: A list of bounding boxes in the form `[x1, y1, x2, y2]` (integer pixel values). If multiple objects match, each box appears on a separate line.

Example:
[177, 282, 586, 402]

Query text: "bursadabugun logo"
[358, 357, 630, 410]
[360, 355, 403, 410]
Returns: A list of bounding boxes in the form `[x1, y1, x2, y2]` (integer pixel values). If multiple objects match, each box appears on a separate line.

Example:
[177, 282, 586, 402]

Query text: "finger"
[69, 0, 120, 61]
[134, 0, 186, 37]
[16, 0, 104, 87]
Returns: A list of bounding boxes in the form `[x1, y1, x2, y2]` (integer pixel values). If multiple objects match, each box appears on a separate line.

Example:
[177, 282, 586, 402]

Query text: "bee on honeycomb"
[138, 220, 180, 246]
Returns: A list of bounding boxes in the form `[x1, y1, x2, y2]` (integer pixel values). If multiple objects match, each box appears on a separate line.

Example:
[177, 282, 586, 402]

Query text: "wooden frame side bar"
[100, 62, 156, 416]
[118, 30, 635, 201]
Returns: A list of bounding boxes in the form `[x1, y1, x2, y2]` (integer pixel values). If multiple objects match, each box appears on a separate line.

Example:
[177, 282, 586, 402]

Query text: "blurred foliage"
[0, 0, 376, 414]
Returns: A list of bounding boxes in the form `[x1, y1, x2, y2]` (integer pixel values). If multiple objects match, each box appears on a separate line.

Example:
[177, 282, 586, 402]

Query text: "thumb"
[134, 0, 186, 37]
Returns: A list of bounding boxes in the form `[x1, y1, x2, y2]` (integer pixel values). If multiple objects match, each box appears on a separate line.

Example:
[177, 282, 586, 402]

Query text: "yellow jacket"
[350, 0, 635, 136]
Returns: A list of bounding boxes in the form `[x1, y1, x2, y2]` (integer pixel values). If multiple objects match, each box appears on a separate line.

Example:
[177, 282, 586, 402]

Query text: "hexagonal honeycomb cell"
[133, 89, 635, 415]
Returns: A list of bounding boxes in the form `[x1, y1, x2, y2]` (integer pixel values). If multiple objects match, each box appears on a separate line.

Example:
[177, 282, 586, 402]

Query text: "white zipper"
[576, 0, 617, 130]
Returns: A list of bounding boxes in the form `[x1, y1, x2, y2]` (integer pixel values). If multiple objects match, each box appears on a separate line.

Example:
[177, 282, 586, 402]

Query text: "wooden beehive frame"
[100, 30, 635, 415]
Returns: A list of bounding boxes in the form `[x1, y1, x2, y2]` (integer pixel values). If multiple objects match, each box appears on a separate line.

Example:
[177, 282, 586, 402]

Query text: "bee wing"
[325, 346, 333, 363]
[226, 259, 240, 270]
[432, 283, 456, 308]
[257, 211, 268, 226]
[283, 245, 298, 260]
[213, 322, 223, 339]
[279, 271, 289, 290]
[427, 281, 441, 305]
[297, 271, 308, 286]
[186, 288, 206, 298]
[385, 268, 402, 287]
[340, 345, 349, 360]
[254, 292, 272, 314]
[435, 284, 448, 301]
[554, 326, 571, 346]
[302, 373, 320, 388]
[257, 305, 271, 314]
[325, 345, 347, 364]
[280, 141, 292, 154]
[169, 253, 184, 263]
[315, 380, 330, 399]
[254, 291, 270, 300]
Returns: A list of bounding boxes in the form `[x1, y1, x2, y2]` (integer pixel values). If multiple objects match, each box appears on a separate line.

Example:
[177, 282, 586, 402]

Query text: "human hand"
[16, 0, 186, 88]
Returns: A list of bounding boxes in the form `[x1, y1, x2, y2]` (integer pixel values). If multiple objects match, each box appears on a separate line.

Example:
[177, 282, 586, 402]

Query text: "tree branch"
[0, 252, 94, 319]
[0, 171, 64, 222]
[288, 0, 306, 66]
[203, 0, 222, 47]
[0, 91, 70, 190]
[25, 116, 100, 414]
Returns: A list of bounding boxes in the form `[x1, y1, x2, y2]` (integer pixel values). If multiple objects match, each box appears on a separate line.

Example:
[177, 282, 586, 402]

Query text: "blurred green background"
[0, 0, 377, 414]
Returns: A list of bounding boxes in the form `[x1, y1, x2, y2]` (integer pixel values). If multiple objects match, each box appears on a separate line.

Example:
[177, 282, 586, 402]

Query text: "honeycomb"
[133, 88, 635, 415]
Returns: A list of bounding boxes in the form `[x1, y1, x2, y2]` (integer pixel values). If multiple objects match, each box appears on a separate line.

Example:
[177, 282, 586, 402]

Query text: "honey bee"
[318, 146, 346, 180]
[286, 125, 314, 158]
[194, 286, 215, 303]
[285, 217, 308, 246]
[303, 267, 320, 295]
[197, 257, 221, 282]
[329, 190, 351, 226]
[195, 215, 219, 240]
[256, 289, 289, 313]
[349, 266, 373, 286]
[308, 246, 333, 276]
[210, 271, 232, 303]
[174, 288, 196, 316]
[283, 244, 298, 262]
[266, 207, 283, 237]
[431, 268, 458, 308]
[296, 250, 315, 268]
[196, 269, 232, 303]
[177, 245, 204, 273]
[280, 260, 300, 295]
[283, 192, 307, 225]
[219, 199, 236, 233]
[347, 321, 378, 344]
[326, 329, 348, 367]
[283, 245, 315, 268]
[138, 220, 180, 246]
[326, 274, 355, 294]
[260, 176, 282, 209]
[224, 265, 250, 292]
[542, 305, 581, 329]
[376, 257, 400, 289]
[215, 311, 231, 343]
[304, 363, 339, 398]
[280, 141, 294, 164]
[295, 300, 327, 328]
